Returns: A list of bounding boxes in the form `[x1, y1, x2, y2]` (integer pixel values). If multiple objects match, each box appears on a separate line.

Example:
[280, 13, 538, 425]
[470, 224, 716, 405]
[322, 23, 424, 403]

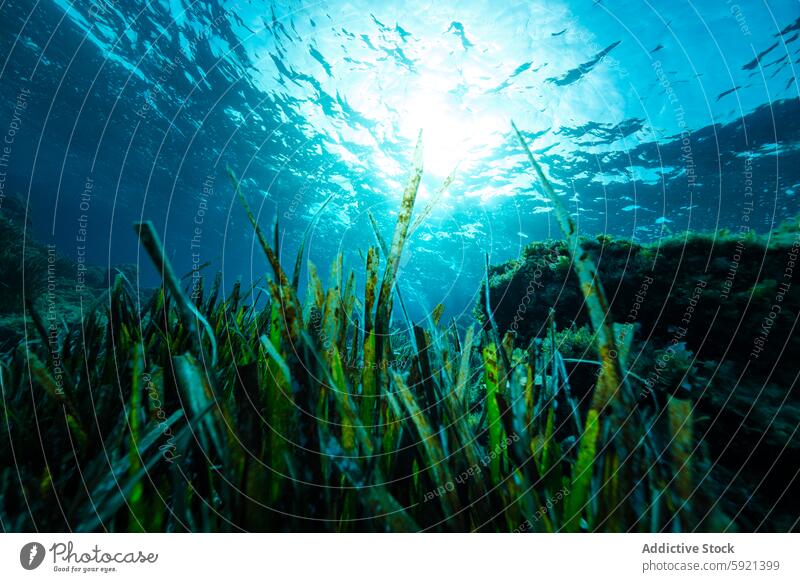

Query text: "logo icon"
[20, 542, 46, 570]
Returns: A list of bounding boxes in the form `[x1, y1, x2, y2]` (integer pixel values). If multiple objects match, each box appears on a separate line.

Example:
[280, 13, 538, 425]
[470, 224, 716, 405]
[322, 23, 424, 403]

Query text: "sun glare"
[400, 89, 500, 179]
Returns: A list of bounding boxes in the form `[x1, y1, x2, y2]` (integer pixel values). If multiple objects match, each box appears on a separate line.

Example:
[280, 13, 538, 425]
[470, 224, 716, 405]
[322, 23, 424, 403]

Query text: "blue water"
[1, 0, 798, 323]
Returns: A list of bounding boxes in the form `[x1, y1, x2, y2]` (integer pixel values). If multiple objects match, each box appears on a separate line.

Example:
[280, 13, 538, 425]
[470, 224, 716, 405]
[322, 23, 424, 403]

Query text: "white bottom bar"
[2, 533, 797, 581]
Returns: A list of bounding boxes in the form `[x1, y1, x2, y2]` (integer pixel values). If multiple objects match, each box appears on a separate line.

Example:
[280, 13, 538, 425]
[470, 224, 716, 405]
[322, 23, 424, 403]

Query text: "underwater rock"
[481, 218, 800, 531]
[0, 198, 138, 348]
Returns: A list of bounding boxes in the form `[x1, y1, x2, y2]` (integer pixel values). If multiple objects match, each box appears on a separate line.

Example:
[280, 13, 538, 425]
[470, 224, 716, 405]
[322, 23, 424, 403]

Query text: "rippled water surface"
[1, 0, 798, 320]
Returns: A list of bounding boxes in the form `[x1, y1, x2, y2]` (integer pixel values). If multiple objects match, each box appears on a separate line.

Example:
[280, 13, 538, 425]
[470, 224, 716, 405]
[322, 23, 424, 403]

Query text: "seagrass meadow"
[0, 131, 794, 533]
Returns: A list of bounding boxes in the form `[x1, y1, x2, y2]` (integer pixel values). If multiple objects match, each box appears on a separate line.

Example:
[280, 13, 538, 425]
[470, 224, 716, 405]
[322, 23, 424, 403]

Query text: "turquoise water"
[1, 0, 798, 322]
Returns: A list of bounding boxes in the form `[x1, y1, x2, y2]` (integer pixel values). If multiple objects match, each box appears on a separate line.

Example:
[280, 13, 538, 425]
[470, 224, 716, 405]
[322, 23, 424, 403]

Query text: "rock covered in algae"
[480, 218, 800, 531]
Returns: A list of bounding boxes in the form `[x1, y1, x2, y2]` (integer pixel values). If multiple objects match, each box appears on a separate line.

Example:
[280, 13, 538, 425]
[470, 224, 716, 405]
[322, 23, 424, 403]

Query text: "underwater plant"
[0, 133, 761, 533]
